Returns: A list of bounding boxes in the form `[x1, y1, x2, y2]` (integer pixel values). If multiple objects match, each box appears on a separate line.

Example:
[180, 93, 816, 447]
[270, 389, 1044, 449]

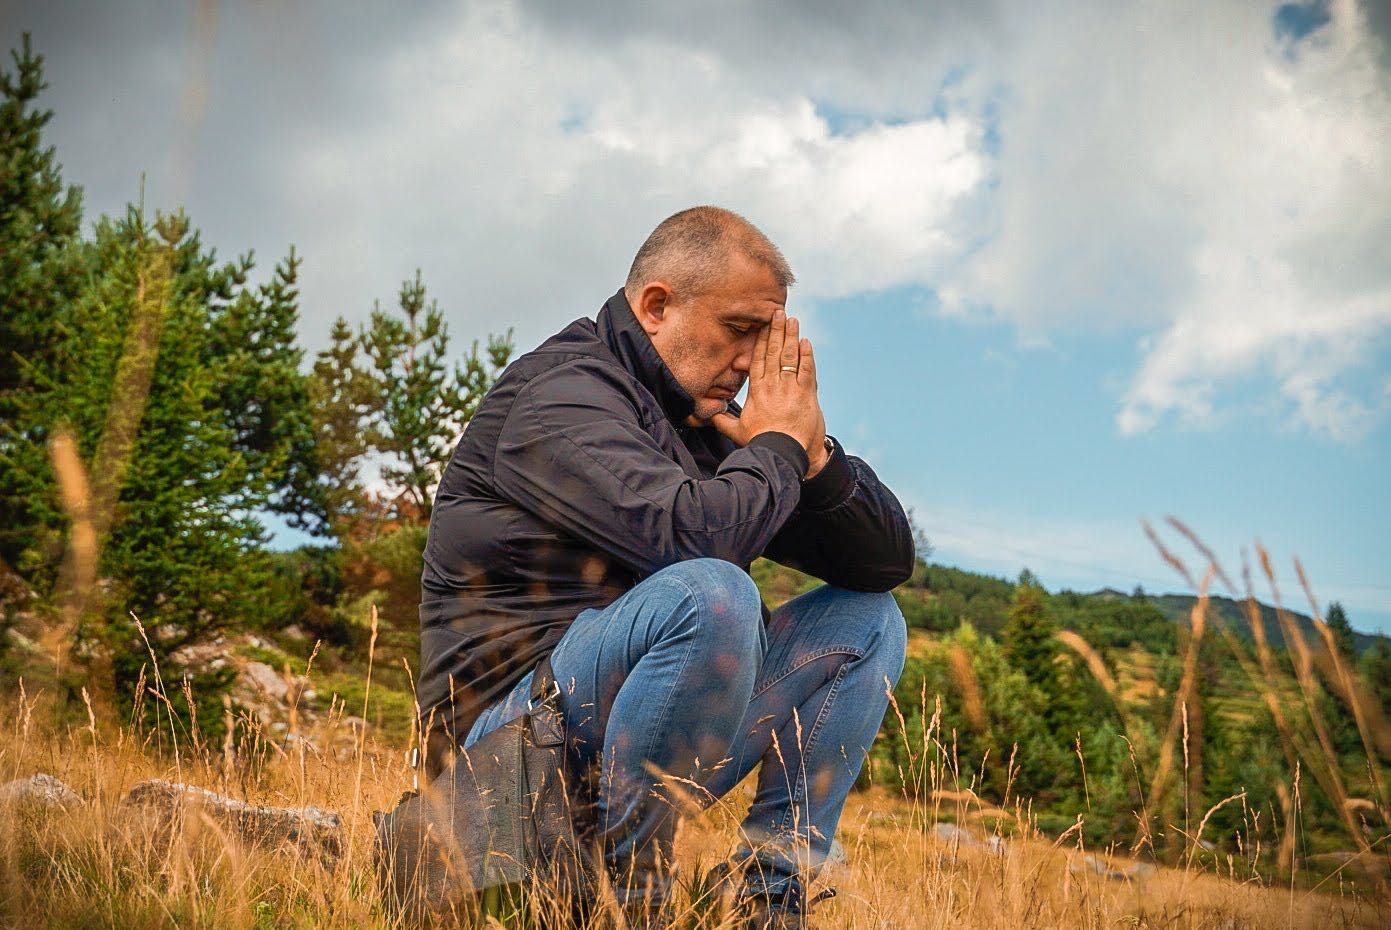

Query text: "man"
[419, 207, 912, 928]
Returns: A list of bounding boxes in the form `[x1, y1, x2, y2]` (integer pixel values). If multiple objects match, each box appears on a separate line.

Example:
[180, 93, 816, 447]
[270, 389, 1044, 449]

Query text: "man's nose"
[733, 342, 755, 373]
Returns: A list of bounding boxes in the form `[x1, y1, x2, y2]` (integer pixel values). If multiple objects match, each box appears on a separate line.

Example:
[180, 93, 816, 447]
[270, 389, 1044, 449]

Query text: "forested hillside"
[755, 557, 1391, 869]
[3, 35, 1390, 894]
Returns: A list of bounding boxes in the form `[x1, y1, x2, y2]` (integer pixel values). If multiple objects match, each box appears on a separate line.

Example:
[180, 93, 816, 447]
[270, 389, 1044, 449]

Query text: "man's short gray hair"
[624, 206, 795, 302]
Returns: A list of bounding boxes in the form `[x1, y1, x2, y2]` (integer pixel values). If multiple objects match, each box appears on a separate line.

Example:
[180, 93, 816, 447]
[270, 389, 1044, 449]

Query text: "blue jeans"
[464, 558, 907, 903]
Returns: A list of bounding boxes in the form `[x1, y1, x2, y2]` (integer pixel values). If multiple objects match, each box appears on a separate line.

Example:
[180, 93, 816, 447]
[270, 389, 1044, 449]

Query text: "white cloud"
[938, 0, 1391, 438]
[299, 0, 1389, 439]
[22, 0, 1391, 438]
[276, 1, 987, 352]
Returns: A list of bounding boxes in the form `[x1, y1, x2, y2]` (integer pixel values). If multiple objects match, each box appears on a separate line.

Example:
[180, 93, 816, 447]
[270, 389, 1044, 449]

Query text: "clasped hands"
[710, 308, 830, 479]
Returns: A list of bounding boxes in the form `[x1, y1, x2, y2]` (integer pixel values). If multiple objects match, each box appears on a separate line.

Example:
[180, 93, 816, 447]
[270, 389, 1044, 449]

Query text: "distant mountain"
[1093, 589, 1388, 656]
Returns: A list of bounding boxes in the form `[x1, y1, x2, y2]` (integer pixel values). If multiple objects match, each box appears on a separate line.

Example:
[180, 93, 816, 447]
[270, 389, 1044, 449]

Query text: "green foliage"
[1051, 589, 1178, 653]
[1363, 639, 1391, 718]
[0, 35, 85, 574]
[358, 271, 513, 520]
[0, 43, 321, 714]
[37, 210, 321, 703]
[208, 245, 324, 532]
[872, 623, 1071, 803]
[900, 562, 1014, 634]
[1002, 584, 1056, 690]
[307, 317, 375, 529]
[1326, 601, 1354, 658]
[358, 524, 428, 628]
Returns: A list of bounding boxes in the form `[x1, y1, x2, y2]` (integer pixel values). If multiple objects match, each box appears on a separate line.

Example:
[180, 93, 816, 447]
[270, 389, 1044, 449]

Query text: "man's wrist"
[804, 437, 833, 480]
[747, 431, 810, 476]
[798, 435, 854, 510]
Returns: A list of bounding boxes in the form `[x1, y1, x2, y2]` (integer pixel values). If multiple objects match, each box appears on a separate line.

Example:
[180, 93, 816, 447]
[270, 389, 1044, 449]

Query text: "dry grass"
[2, 670, 1388, 930]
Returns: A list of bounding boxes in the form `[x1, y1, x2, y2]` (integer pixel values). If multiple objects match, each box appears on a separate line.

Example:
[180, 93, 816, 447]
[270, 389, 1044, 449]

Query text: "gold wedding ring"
[780, 366, 798, 373]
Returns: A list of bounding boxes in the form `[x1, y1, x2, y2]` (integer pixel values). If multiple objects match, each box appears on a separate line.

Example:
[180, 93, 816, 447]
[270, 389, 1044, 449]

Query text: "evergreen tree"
[359, 270, 512, 521]
[308, 316, 376, 532]
[3, 189, 323, 723]
[1326, 601, 1354, 658]
[1003, 583, 1057, 691]
[0, 35, 85, 576]
[208, 246, 325, 532]
[47, 211, 278, 636]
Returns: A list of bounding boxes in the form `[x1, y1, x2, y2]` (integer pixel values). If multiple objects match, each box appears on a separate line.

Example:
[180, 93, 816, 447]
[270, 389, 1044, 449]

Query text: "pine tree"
[1326, 601, 1355, 657]
[46, 210, 279, 642]
[208, 245, 324, 531]
[4, 186, 325, 726]
[308, 316, 376, 532]
[1002, 583, 1057, 691]
[0, 35, 85, 576]
[359, 270, 512, 521]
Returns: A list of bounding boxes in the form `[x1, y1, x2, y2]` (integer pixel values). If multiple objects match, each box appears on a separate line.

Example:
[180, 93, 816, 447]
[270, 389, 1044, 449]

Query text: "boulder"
[121, 779, 342, 863]
[0, 773, 83, 809]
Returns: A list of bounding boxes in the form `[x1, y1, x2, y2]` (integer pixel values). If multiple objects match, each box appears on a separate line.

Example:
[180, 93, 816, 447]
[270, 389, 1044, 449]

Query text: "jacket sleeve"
[492, 359, 808, 577]
[760, 437, 915, 592]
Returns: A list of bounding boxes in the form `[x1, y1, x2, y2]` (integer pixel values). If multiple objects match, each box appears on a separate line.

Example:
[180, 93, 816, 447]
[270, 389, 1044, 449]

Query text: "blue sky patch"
[1274, 0, 1332, 44]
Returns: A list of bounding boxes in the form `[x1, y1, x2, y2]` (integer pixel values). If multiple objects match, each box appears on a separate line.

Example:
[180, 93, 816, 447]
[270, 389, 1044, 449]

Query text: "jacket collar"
[596, 289, 696, 425]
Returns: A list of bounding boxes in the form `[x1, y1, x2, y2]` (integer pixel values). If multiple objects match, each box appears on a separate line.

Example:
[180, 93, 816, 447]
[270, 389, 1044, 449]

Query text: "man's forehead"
[719, 306, 779, 324]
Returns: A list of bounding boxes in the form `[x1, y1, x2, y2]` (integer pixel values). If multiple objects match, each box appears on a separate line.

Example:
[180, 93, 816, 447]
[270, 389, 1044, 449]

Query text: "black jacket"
[418, 290, 913, 741]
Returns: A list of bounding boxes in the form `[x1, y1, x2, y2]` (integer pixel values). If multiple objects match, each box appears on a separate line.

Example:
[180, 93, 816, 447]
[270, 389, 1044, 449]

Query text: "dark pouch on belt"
[373, 657, 588, 922]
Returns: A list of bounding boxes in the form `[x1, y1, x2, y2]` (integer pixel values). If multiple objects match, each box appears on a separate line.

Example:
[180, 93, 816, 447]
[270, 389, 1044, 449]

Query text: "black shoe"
[618, 899, 672, 930]
[740, 873, 834, 928]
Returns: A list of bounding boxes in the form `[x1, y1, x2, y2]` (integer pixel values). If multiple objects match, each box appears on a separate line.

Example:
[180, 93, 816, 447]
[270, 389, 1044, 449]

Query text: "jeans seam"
[751, 645, 864, 700]
[774, 657, 851, 837]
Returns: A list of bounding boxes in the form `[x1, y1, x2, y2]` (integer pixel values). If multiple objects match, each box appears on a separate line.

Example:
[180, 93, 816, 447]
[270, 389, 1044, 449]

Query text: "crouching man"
[417, 206, 912, 929]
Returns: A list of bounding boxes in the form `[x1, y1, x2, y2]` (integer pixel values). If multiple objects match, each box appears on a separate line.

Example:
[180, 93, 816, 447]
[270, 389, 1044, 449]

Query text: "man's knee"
[646, 558, 764, 651]
[832, 589, 907, 676]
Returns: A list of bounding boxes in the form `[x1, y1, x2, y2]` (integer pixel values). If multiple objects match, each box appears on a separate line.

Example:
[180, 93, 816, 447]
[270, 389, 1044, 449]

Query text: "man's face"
[642, 253, 787, 422]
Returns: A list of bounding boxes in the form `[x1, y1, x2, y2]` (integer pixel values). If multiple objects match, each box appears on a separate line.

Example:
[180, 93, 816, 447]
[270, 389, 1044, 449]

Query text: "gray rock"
[3, 627, 42, 656]
[170, 635, 229, 669]
[242, 660, 291, 703]
[121, 779, 342, 862]
[0, 773, 84, 809]
[1070, 853, 1156, 881]
[932, 823, 978, 846]
[1070, 854, 1109, 876]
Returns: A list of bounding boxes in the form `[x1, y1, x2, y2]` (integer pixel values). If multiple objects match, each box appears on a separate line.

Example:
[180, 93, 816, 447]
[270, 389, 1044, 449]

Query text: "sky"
[4, 0, 1389, 632]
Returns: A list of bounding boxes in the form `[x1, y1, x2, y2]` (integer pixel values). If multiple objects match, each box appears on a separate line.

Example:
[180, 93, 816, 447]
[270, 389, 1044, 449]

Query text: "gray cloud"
[5, 0, 1389, 439]
[5, 1, 466, 339]
[1361, 0, 1391, 67]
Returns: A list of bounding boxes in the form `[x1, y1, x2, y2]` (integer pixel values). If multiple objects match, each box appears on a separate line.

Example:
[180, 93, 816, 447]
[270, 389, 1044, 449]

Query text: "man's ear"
[632, 282, 673, 337]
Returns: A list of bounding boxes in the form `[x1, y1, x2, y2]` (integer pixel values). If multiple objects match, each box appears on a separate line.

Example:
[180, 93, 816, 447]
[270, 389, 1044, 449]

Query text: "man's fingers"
[765, 307, 786, 370]
[783, 316, 801, 369]
[751, 318, 770, 381]
[799, 337, 816, 387]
